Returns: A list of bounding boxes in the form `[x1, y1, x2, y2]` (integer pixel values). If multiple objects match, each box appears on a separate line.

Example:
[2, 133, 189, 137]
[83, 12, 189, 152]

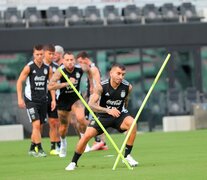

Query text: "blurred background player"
[77, 51, 108, 151]
[16, 44, 56, 157]
[54, 45, 64, 65]
[43, 44, 60, 155]
[48, 52, 90, 157]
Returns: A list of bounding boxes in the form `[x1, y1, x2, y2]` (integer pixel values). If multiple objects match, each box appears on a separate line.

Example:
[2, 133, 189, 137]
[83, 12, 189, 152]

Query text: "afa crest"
[76, 72, 80, 79]
[121, 90, 126, 98]
[44, 68, 48, 75]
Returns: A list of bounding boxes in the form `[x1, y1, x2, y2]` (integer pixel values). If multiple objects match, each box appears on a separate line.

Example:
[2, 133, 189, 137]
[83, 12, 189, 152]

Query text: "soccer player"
[48, 52, 90, 158]
[54, 45, 64, 65]
[16, 44, 56, 157]
[65, 63, 138, 171]
[43, 44, 60, 155]
[54, 46, 81, 138]
[76, 51, 108, 151]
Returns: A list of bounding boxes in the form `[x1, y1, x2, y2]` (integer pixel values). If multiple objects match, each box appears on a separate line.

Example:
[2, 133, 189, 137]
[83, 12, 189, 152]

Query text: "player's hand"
[18, 99, 25, 109]
[107, 108, 121, 117]
[70, 77, 77, 84]
[51, 100, 56, 111]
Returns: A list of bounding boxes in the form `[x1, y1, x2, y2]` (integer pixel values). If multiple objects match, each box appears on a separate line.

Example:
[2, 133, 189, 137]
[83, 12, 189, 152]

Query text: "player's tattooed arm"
[48, 70, 68, 90]
[88, 84, 120, 117]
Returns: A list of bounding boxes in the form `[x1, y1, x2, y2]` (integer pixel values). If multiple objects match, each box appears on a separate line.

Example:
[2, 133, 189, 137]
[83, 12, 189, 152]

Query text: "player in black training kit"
[17, 44, 56, 157]
[76, 51, 108, 151]
[43, 44, 60, 155]
[48, 52, 90, 158]
[65, 63, 138, 170]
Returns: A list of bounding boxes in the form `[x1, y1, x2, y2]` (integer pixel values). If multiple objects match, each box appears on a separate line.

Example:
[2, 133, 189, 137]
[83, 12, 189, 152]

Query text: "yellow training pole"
[112, 53, 171, 170]
[58, 67, 133, 170]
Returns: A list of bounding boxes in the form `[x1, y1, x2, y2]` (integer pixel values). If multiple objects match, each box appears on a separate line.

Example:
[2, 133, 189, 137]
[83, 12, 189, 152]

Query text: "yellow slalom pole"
[58, 68, 133, 170]
[112, 53, 171, 170]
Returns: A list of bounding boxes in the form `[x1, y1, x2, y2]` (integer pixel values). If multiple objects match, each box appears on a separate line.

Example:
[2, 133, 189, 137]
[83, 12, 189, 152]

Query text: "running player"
[65, 63, 138, 170]
[48, 52, 90, 158]
[76, 51, 108, 151]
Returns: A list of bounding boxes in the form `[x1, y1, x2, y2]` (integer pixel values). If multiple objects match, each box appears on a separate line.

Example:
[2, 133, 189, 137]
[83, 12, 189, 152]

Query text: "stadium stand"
[179, 2, 203, 22]
[4, 7, 25, 27]
[166, 88, 185, 116]
[0, 2, 204, 28]
[184, 87, 201, 114]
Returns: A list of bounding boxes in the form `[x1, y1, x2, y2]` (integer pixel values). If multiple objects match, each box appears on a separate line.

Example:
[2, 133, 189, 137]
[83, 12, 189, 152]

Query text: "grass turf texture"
[0, 130, 207, 180]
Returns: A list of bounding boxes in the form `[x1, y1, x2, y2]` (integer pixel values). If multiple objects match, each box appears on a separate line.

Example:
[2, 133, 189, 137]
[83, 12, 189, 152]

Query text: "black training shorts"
[47, 99, 58, 118]
[89, 111, 130, 135]
[57, 96, 79, 111]
[25, 100, 47, 124]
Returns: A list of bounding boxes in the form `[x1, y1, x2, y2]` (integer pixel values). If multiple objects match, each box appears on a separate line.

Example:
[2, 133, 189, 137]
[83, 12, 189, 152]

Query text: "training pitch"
[0, 129, 206, 180]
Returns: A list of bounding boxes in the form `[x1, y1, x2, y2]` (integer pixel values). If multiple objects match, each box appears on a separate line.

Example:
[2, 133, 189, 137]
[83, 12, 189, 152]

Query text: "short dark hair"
[64, 51, 74, 56]
[33, 44, 43, 51]
[44, 44, 55, 52]
[76, 51, 89, 59]
[111, 63, 126, 71]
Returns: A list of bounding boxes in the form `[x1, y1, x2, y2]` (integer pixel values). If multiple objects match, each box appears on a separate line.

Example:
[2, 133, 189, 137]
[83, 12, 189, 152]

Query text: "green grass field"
[0, 130, 207, 180]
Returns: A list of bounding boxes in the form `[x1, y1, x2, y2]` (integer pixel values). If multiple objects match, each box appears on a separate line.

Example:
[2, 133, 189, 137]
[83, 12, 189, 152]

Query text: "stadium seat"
[24, 7, 44, 27]
[184, 87, 200, 114]
[143, 63, 156, 78]
[84, 6, 104, 25]
[148, 91, 166, 131]
[96, 51, 107, 76]
[122, 4, 142, 24]
[65, 6, 86, 26]
[46, 7, 65, 26]
[179, 2, 202, 22]
[160, 3, 180, 23]
[142, 4, 162, 23]
[103, 5, 123, 25]
[0, 12, 5, 28]
[201, 91, 207, 104]
[4, 7, 25, 27]
[149, 91, 166, 115]
[144, 78, 167, 92]
[0, 80, 11, 93]
[112, 54, 140, 65]
[167, 88, 186, 115]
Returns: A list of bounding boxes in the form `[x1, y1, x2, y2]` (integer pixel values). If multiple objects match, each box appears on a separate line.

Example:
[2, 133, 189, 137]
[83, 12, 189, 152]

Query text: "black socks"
[71, 152, 82, 164]
[124, 144, 133, 158]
